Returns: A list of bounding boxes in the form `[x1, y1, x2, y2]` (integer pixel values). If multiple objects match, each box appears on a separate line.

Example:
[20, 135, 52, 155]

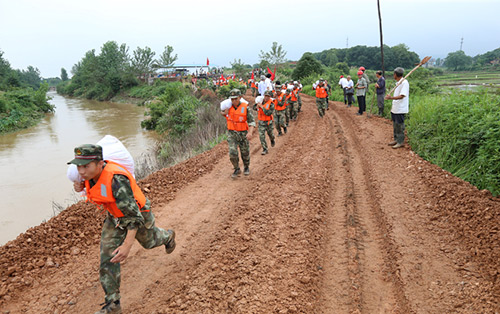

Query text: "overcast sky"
[1, 0, 499, 78]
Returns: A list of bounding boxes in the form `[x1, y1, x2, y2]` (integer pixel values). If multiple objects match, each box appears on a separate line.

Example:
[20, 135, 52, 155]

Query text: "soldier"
[273, 87, 287, 136]
[284, 88, 292, 126]
[68, 144, 175, 314]
[313, 79, 328, 117]
[221, 89, 256, 177]
[254, 90, 275, 155]
[288, 86, 299, 121]
[296, 81, 303, 112]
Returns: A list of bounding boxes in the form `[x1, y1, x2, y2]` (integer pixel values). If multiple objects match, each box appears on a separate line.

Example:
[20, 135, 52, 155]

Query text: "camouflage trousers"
[288, 101, 297, 120]
[100, 212, 172, 303]
[316, 97, 327, 117]
[274, 110, 287, 134]
[297, 94, 302, 111]
[258, 120, 275, 150]
[228, 130, 250, 170]
[251, 87, 257, 97]
[285, 106, 290, 126]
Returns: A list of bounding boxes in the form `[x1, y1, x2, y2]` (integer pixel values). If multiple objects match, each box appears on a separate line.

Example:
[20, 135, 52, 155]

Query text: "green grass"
[406, 88, 500, 195]
[435, 70, 500, 86]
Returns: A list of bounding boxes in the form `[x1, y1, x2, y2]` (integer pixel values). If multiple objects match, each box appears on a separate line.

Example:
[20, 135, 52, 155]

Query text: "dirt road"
[1, 92, 499, 313]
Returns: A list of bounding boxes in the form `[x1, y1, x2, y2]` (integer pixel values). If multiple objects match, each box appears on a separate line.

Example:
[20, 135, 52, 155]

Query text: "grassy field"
[435, 70, 500, 86]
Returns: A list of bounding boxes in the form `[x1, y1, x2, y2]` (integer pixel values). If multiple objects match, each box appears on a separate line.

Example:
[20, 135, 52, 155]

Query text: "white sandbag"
[67, 164, 82, 182]
[220, 99, 232, 110]
[66, 135, 135, 184]
[220, 97, 249, 110]
[97, 135, 135, 178]
[255, 95, 264, 104]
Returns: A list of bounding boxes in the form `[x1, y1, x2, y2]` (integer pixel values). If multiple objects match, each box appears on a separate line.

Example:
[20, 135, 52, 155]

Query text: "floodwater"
[0, 92, 157, 245]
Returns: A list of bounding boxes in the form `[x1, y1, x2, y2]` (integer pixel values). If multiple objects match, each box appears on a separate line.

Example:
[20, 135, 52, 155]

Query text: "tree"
[155, 45, 177, 68]
[259, 42, 287, 67]
[20, 66, 42, 89]
[61, 68, 69, 81]
[230, 59, 247, 78]
[131, 46, 156, 79]
[445, 50, 472, 71]
[292, 52, 323, 80]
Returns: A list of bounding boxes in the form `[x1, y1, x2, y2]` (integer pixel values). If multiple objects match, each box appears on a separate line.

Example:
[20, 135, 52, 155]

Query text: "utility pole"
[460, 37, 464, 51]
[377, 0, 385, 77]
[346, 37, 349, 49]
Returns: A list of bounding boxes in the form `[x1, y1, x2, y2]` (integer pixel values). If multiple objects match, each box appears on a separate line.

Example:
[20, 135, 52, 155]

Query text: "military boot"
[261, 149, 268, 155]
[270, 139, 275, 147]
[244, 167, 250, 176]
[231, 168, 241, 178]
[95, 301, 121, 314]
[165, 230, 176, 254]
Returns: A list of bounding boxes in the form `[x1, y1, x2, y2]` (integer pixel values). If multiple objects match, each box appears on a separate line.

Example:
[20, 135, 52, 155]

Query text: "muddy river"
[0, 92, 157, 244]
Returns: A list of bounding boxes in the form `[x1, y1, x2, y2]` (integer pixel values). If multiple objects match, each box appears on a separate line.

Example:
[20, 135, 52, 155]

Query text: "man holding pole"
[385, 67, 409, 149]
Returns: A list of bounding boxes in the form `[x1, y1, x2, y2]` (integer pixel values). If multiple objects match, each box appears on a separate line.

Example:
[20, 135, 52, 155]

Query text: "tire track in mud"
[320, 103, 412, 313]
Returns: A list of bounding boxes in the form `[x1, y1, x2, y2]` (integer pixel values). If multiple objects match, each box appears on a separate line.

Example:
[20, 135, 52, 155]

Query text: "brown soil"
[1, 92, 499, 313]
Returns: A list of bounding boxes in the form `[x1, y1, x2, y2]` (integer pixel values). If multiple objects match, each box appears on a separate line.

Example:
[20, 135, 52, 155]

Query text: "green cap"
[67, 144, 103, 165]
[264, 90, 273, 96]
[229, 89, 241, 98]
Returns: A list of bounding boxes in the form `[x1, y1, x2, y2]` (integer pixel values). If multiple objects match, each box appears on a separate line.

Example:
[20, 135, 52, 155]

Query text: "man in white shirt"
[338, 75, 348, 104]
[385, 67, 409, 149]
[265, 74, 273, 91]
[258, 75, 267, 96]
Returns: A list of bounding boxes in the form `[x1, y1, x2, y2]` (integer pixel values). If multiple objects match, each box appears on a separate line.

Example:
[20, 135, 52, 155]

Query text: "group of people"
[67, 64, 410, 314]
[335, 66, 409, 149]
[220, 78, 304, 178]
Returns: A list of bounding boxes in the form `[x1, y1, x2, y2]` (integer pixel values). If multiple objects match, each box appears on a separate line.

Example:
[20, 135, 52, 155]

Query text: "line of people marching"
[220, 75, 305, 178]
[221, 65, 408, 178]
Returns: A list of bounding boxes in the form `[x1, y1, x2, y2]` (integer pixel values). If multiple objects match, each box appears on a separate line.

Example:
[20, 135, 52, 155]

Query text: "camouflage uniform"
[97, 174, 172, 304]
[67, 145, 174, 311]
[254, 97, 275, 151]
[227, 103, 256, 170]
[316, 97, 327, 117]
[274, 94, 287, 135]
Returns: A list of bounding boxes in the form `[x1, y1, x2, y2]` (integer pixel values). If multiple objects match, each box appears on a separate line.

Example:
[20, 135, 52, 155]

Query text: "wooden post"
[377, 0, 385, 77]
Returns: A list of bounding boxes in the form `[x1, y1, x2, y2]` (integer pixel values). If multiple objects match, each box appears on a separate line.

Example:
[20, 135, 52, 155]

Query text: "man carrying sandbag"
[68, 144, 175, 314]
[221, 89, 256, 178]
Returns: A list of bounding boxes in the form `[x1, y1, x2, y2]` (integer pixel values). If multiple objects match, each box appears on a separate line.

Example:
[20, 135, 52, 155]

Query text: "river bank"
[0, 92, 157, 245]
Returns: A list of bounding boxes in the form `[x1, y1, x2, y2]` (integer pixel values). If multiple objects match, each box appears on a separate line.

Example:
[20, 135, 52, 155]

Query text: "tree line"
[0, 50, 53, 133]
[57, 41, 178, 101]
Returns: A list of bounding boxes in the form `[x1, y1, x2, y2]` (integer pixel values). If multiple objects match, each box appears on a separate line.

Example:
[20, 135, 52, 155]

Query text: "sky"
[1, 0, 499, 78]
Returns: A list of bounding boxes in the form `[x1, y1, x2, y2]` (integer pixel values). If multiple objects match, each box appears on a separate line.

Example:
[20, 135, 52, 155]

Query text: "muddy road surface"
[1, 92, 499, 313]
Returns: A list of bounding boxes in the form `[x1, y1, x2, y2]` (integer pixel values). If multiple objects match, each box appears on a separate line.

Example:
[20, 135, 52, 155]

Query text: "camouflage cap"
[275, 85, 281, 90]
[67, 144, 103, 165]
[264, 90, 273, 97]
[229, 89, 241, 98]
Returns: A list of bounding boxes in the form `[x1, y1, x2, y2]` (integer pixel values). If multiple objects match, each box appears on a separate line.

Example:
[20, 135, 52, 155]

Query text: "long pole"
[377, 0, 385, 77]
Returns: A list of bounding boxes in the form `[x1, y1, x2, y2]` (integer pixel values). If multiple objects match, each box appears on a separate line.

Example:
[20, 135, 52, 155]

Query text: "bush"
[407, 88, 500, 195]
[217, 80, 247, 98]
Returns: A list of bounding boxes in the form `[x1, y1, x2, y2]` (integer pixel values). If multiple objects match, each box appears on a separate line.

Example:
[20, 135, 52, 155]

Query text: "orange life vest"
[257, 99, 273, 121]
[251, 82, 257, 88]
[284, 94, 292, 106]
[226, 102, 249, 131]
[85, 161, 147, 218]
[275, 94, 286, 111]
[315, 86, 327, 98]
[291, 89, 298, 101]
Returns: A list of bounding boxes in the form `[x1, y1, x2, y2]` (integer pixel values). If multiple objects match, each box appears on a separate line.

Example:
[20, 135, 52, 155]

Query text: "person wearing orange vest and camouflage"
[296, 81, 303, 112]
[313, 78, 328, 117]
[68, 144, 175, 314]
[284, 88, 292, 126]
[289, 85, 299, 121]
[254, 90, 275, 155]
[250, 79, 257, 97]
[221, 89, 256, 178]
[273, 86, 288, 136]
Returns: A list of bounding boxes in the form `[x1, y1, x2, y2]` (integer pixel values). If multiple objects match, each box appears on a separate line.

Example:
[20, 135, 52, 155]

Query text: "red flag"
[233, 73, 236, 79]
[266, 66, 276, 81]
[207, 58, 209, 66]
[251, 71, 254, 80]
[220, 74, 224, 81]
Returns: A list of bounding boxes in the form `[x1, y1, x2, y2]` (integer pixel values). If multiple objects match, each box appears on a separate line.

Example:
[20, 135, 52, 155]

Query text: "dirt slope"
[1, 92, 499, 314]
